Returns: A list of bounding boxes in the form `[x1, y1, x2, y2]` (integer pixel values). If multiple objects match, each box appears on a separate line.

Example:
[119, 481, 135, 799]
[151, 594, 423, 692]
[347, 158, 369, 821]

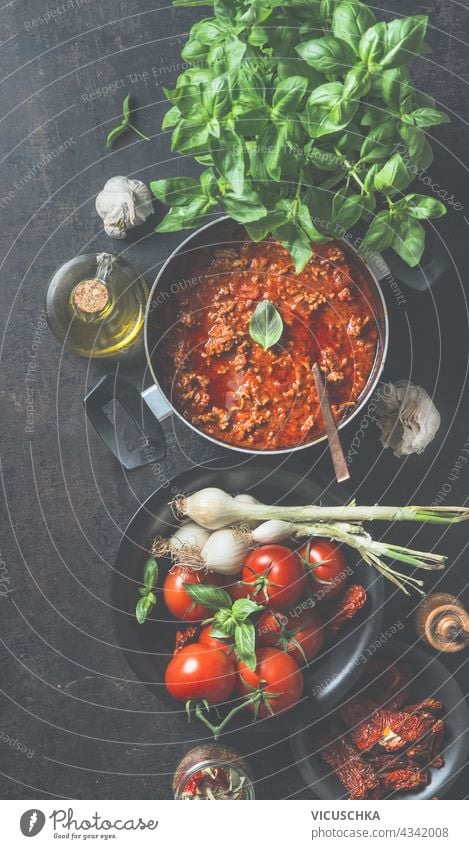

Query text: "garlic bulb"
[375, 381, 441, 458]
[96, 176, 153, 239]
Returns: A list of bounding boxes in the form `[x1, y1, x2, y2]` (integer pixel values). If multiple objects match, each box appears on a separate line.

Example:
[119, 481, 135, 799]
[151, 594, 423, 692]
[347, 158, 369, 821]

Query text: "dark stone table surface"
[0, 0, 468, 800]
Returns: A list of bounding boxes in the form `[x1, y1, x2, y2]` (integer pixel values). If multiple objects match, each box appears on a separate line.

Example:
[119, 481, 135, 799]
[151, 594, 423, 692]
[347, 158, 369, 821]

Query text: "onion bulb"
[251, 520, 295, 545]
[200, 529, 248, 575]
[152, 521, 210, 569]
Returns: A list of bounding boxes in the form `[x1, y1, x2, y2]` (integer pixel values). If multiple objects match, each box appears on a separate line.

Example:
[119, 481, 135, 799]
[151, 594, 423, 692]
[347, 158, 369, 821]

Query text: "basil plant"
[150, 0, 449, 272]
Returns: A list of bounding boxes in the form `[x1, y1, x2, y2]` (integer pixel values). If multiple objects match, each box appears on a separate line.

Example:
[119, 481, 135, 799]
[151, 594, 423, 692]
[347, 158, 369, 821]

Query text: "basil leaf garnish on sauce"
[249, 301, 284, 351]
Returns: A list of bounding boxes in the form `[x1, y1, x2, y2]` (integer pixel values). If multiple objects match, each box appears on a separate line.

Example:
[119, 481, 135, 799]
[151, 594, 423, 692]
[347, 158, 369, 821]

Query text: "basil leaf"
[304, 184, 333, 224]
[150, 177, 201, 206]
[381, 15, 428, 69]
[403, 107, 450, 128]
[306, 82, 357, 139]
[343, 65, 371, 100]
[122, 94, 131, 124]
[400, 194, 447, 220]
[332, 0, 376, 54]
[258, 123, 288, 181]
[296, 36, 356, 74]
[190, 17, 225, 45]
[374, 153, 411, 195]
[392, 217, 425, 266]
[210, 125, 245, 194]
[162, 105, 181, 130]
[274, 221, 313, 273]
[358, 21, 387, 65]
[361, 211, 395, 251]
[359, 119, 397, 163]
[331, 192, 363, 229]
[380, 67, 414, 111]
[181, 37, 209, 63]
[106, 123, 126, 149]
[296, 201, 324, 241]
[155, 196, 216, 232]
[222, 190, 267, 223]
[202, 73, 230, 118]
[277, 59, 322, 89]
[143, 557, 158, 590]
[235, 621, 257, 671]
[249, 300, 284, 350]
[171, 119, 209, 155]
[136, 595, 154, 625]
[399, 123, 433, 169]
[232, 598, 264, 621]
[272, 76, 308, 118]
[184, 584, 233, 611]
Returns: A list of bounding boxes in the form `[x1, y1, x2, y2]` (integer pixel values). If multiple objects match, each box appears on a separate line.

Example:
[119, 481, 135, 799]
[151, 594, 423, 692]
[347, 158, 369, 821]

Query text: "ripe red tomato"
[299, 539, 349, 602]
[242, 545, 306, 610]
[236, 647, 303, 716]
[165, 642, 235, 703]
[256, 608, 324, 666]
[163, 565, 225, 621]
[199, 624, 235, 660]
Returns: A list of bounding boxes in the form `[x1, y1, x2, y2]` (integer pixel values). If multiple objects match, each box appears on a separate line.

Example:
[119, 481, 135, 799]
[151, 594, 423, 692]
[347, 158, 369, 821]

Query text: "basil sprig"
[149, 0, 449, 271]
[135, 557, 158, 624]
[106, 94, 150, 148]
[249, 300, 283, 350]
[184, 583, 263, 670]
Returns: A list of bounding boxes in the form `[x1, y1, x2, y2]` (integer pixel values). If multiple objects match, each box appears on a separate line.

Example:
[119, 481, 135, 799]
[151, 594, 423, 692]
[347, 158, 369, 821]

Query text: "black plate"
[291, 640, 469, 799]
[112, 458, 385, 734]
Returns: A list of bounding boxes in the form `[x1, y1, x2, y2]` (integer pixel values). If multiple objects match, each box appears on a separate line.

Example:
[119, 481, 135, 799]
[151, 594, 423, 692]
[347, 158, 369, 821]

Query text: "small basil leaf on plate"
[136, 595, 154, 625]
[249, 300, 284, 350]
[184, 584, 233, 611]
[143, 557, 158, 590]
[235, 620, 257, 671]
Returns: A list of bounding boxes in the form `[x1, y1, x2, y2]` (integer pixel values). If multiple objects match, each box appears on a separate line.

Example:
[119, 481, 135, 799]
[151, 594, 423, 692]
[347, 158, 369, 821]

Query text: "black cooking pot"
[84, 217, 448, 468]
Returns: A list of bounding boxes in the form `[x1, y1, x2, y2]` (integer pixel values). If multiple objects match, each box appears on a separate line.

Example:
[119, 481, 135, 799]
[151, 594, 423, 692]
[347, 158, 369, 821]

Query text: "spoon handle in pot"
[312, 363, 350, 484]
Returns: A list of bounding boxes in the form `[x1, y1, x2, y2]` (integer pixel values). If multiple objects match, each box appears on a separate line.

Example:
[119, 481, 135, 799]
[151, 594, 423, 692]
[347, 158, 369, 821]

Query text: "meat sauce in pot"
[155, 239, 379, 450]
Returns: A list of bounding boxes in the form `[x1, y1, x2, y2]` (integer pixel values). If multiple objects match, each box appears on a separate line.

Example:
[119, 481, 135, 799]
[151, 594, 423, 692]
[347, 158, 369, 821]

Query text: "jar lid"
[72, 278, 109, 317]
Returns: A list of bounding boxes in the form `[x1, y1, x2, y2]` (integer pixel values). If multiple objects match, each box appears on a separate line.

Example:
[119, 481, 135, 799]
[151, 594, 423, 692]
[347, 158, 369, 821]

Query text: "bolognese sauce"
[156, 239, 379, 450]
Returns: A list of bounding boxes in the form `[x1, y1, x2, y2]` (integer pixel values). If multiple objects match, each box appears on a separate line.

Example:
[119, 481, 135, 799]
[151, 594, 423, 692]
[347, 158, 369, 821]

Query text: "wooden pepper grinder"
[415, 593, 469, 652]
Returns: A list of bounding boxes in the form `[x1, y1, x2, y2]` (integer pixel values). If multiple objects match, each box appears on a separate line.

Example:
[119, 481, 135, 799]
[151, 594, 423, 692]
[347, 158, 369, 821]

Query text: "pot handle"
[83, 374, 167, 470]
[366, 225, 450, 292]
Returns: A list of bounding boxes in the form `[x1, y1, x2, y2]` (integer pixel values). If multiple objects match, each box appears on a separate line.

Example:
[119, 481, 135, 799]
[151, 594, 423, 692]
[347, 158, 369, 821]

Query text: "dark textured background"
[0, 0, 468, 800]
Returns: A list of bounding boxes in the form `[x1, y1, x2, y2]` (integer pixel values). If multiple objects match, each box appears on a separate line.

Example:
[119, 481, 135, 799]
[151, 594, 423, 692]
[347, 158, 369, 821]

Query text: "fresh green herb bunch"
[150, 0, 449, 272]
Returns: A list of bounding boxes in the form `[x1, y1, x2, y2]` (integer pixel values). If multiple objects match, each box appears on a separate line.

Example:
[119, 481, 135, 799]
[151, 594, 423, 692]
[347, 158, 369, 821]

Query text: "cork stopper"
[414, 593, 469, 653]
[72, 278, 109, 318]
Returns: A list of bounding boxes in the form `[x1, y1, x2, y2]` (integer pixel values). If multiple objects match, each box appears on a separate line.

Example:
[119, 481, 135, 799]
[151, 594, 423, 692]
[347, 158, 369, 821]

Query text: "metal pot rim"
[144, 216, 389, 455]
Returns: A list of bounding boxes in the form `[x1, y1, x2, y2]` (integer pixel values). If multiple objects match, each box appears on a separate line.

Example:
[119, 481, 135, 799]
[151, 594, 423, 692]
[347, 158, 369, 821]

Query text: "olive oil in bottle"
[45, 252, 148, 357]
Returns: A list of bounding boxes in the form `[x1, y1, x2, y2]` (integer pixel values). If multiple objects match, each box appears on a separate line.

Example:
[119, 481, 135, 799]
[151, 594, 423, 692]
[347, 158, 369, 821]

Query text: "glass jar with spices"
[172, 744, 255, 800]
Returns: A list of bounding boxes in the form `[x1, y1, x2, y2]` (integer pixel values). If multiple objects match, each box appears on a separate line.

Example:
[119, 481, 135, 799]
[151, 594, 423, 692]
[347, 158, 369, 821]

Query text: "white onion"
[200, 528, 248, 575]
[176, 488, 242, 530]
[251, 520, 295, 545]
[170, 522, 210, 554]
